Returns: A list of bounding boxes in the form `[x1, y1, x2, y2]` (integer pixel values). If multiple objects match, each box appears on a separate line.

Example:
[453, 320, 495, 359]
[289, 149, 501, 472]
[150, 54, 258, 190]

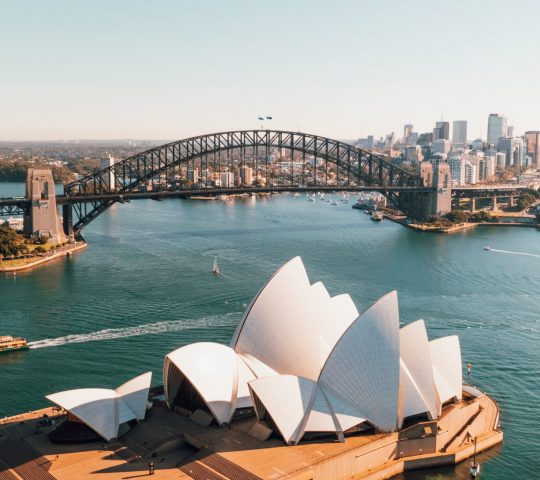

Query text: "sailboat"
[470, 437, 480, 478]
[212, 257, 221, 276]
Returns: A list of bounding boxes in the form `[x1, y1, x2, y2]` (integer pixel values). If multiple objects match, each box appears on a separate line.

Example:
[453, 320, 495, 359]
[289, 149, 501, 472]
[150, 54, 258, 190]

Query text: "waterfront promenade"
[0, 241, 87, 273]
[0, 388, 502, 480]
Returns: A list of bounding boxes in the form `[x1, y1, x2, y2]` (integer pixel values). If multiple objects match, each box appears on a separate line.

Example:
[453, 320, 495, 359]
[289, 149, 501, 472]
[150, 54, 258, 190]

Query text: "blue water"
[1, 182, 539, 478]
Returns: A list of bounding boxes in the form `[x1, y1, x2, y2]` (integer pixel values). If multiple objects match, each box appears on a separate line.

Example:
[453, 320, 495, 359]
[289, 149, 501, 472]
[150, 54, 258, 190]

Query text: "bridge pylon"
[24, 169, 67, 244]
[410, 161, 452, 218]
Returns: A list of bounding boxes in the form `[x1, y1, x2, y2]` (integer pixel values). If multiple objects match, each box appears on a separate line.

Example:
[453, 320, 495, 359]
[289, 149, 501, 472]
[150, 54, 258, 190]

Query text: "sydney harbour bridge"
[0, 130, 527, 238]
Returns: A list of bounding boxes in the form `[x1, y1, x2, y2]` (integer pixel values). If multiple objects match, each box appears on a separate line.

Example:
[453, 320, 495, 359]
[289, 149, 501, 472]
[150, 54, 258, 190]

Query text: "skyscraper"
[403, 124, 413, 143]
[433, 121, 450, 141]
[487, 114, 507, 146]
[452, 121, 467, 147]
[497, 137, 524, 167]
[524, 131, 540, 165]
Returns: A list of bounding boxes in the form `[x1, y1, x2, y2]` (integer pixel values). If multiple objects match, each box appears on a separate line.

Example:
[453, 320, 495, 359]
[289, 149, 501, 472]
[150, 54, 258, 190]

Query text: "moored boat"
[0, 335, 29, 353]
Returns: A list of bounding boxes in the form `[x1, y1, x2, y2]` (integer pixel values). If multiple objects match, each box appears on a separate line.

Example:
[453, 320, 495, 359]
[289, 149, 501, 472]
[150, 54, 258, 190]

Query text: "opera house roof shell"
[46, 372, 152, 441]
[164, 257, 463, 445]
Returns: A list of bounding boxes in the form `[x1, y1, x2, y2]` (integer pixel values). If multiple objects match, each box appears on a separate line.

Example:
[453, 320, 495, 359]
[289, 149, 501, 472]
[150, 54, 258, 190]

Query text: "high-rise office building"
[101, 155, 118, 190]
[464, 160, 477, 184]
[449, 156, 465, 185]
[487, 113, 507, 146]
[524, 131, 540, 165]
[187, 168, 199, 184]
[497, 137, 524, 167]
[239, 166, 253, 185]
[220, 171, 235, 187]
[452, 121, 467, 147]
[403, 124, 413, 140]
[433, 121, 450, 141]
[496, 152, 506, 169]
[432, 139, 452, 155]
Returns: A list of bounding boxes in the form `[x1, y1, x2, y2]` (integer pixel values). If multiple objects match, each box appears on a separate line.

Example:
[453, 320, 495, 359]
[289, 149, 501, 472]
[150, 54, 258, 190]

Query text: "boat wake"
[27, 314, 240, 350]
[489, 248, 540, 258]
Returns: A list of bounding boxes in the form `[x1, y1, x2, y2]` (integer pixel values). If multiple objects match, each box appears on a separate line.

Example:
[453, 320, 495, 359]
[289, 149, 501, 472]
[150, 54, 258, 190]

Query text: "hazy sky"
[1, 0, 539, 141]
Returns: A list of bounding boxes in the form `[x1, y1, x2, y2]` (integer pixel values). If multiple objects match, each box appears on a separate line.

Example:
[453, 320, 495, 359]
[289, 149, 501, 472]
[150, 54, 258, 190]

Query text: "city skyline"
[1, 0, 540, 141]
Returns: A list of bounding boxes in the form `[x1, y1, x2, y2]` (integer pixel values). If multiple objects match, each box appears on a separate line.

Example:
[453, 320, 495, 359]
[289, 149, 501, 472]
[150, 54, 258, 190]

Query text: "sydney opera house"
[1, 258, 502, 480]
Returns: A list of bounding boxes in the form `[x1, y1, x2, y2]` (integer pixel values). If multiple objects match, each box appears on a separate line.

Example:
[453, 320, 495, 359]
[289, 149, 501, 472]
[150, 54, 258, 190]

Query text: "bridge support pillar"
[24, 169, 67, 244]
[471, 198, 476, 212]
[62, 204, 74, 240]
[417, 161, 452, 218]
[492, 195, 497, 210]
[509, 196, 515, 207]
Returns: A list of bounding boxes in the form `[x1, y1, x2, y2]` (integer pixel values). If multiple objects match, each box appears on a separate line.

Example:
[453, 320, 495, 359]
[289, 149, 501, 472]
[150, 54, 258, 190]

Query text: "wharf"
[0, 389, 502, 480]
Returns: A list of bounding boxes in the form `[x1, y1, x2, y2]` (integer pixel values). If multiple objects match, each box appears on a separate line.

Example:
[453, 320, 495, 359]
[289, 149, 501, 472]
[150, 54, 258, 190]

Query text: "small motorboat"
[212, 257, 221, 276]
[484, 246, 492, 251]
[370, 211, 384, 221]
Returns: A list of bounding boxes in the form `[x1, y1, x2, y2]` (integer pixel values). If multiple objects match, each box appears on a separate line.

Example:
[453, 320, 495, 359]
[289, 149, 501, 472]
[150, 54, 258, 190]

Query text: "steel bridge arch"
[65, 130, 424, 232]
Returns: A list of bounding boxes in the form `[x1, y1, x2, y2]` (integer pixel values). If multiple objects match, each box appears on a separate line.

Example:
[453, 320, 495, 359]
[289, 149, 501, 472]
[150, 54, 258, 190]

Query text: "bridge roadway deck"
[1, 184, 530, 210]
[0, 186, 433, 209]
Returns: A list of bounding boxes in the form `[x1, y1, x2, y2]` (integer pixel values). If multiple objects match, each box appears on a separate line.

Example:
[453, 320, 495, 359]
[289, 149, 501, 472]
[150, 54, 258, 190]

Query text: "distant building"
[464, 159, 477, 184]
[416, 132, 433, 145]
[187, 168, 199, 184]
[403, 124, 418, 145]
[471, 138, 485, 151]
[403, 124, 413, 140]
[487, 113, 507, 146]
[478, 155, 495, 180]
[507, 125, 514, 137]
[357, 136, 374, 149]
[449, 156, 465, 185]
[497, 137, 524, 167]
[496, 152, 506, 169]
[404, 145, 423, 163]
[432, 139, 452, 155]
[221, 172, 234, 187]
[433, 121, 450, 141]
[524, 131, 540, 165]
[452, 121, 467, 147]
[239, 166, 253, 185]
[101, 155, 118, 191]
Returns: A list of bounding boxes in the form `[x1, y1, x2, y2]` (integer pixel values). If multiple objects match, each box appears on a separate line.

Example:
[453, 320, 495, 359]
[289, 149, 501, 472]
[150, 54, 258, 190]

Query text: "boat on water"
[370, 211, 384, 221]
[484, 246, 492, 251]
[212, 257, 221, 276]
[331, 199, 338, 206]
[307, 196, 315, 202]
[0, 335, 29, 353]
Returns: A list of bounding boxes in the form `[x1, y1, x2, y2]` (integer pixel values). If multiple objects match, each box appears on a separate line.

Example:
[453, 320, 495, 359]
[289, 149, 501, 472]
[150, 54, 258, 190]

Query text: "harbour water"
[1, 182, 539, 478]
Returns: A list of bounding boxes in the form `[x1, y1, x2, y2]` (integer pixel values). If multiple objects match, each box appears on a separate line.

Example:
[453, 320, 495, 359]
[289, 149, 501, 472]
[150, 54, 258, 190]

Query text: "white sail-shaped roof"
[249, 375, 366, 445]
[46, 372, 152, 441]
[429, 336, 463, 404]
[116, 372, 152, 422]
[318, 291, 400, 432]
[163, 258, 465, 444]
[164, 342, 248, 425]
[232, 257, 359, 381]
[399, 320, 438, 421]
[249, 375, 316, 445]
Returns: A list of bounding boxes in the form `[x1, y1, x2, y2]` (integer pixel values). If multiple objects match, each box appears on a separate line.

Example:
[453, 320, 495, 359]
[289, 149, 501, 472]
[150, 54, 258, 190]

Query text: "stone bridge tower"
[24, 169, 67, 244]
